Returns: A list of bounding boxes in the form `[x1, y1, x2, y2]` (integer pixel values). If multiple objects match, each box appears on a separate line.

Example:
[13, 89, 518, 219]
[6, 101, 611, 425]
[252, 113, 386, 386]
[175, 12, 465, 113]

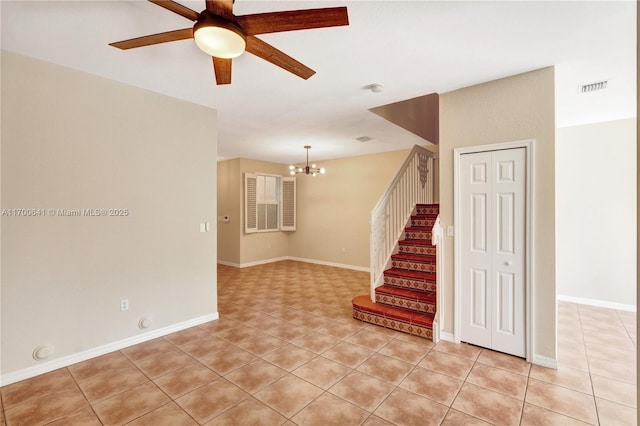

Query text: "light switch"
[447, 225, 455, 237]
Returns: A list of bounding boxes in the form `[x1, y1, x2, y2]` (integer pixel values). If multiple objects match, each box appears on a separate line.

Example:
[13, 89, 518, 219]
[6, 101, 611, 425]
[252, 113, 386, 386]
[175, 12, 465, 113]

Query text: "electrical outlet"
[120, 299, 129, 311]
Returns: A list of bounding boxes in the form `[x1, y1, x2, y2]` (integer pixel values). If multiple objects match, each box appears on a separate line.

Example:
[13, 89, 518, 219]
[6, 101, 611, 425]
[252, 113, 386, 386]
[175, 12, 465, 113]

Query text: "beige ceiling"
[1, 1, 636, 164]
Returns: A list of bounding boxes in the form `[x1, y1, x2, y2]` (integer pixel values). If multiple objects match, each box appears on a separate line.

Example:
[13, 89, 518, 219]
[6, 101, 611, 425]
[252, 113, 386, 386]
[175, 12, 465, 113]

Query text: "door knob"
[505, 261, 512, 266]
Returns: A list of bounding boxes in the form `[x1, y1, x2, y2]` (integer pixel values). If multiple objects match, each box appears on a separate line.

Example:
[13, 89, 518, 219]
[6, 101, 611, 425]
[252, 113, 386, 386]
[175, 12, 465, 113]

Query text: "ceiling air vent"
[579, 80, 608, 94]
[356, 136, 373, 143]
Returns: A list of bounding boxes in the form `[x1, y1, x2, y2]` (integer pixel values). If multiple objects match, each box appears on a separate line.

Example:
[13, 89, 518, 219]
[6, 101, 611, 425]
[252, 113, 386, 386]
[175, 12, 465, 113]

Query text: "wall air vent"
[356, 136, 373, 143]
[579, 80, 608, 94]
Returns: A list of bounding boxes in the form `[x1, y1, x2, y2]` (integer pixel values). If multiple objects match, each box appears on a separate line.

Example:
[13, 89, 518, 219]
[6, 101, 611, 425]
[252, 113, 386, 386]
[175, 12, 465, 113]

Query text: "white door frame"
[453, 139, 534, 362]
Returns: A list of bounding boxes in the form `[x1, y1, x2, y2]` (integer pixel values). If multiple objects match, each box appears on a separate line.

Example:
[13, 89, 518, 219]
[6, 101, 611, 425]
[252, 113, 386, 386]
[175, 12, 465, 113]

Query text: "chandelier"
[289, 145, 326, 176]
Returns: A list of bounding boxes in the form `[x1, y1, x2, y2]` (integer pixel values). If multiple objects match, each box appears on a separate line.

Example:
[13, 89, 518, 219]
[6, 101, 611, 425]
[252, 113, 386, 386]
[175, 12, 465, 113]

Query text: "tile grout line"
[60, 367, 101, 425]
[578, 309, 601, 426]
[5, 264, 635, 425]
[519, 361, 532, 426]
[158, 336, 225, 426]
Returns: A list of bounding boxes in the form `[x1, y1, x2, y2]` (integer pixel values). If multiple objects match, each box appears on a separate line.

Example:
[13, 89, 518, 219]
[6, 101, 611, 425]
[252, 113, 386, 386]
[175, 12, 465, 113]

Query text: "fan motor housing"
[194, 11, 246, 41]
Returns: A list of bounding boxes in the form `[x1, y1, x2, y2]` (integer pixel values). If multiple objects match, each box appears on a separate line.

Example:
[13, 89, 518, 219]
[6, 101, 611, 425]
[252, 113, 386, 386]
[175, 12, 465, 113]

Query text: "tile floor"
[1, 260, 636, 425]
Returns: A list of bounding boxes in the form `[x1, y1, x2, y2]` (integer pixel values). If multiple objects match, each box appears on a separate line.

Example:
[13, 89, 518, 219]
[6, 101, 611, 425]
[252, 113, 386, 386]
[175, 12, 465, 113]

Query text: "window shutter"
[245, 173, 257, 233]
[280, 176, 296, 231]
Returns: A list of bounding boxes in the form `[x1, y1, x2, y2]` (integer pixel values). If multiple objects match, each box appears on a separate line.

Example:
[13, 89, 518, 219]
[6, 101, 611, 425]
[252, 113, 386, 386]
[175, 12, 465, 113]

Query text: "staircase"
[353, 204, 439, 339]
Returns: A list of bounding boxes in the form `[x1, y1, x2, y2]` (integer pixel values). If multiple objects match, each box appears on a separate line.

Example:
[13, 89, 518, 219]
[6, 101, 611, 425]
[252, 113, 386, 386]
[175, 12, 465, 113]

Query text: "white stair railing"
[370, 145, 436, 301]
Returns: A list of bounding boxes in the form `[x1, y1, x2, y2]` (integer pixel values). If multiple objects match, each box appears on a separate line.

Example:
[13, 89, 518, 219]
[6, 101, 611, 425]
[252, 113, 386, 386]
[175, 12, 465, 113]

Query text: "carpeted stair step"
[375, 285, 436, 314]
[416, 204, 440, 216]
[410, 215, 438, 228]
[399, 240, 437, 256]
[391, 253, 436, 273]
[404, 226, 433, 241]
[383, 268, 437, 292]
[352, 295, 433, 339]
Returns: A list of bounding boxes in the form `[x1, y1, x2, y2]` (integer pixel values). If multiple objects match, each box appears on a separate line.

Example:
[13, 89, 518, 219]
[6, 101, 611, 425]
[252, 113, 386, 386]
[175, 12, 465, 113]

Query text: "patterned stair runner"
[352, 204, 438, 339]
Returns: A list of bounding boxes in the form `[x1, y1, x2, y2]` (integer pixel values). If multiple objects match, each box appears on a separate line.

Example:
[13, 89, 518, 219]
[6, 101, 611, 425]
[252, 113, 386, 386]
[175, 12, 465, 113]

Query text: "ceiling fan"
[110, 0, 349, 85]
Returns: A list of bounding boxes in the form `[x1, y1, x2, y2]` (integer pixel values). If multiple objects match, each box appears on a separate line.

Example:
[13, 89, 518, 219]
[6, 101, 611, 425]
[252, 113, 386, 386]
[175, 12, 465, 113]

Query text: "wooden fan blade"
[206, 0, 234, 19]
[213, 57, 232, 85]
[110, 28, 193, 50]
[245, 36, 315, 80]
[148, 0, 199, 21]
[237, 7, 348, 36]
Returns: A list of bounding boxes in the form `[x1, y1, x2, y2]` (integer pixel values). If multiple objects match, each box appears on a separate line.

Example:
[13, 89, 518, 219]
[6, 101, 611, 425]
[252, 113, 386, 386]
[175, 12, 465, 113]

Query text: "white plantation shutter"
[244, 173, 257, 233]
[246, 173, 295, 232]
[280, 176, 296, 231]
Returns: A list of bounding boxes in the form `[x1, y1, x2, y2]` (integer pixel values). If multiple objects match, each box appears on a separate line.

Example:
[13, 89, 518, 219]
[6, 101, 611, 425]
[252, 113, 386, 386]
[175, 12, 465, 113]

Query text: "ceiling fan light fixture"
[193, 15, 246, 59]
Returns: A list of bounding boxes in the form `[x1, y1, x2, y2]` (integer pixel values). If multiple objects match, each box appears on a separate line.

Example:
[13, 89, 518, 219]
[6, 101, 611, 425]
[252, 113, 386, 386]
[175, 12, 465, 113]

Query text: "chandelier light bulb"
[289, 146, 326, 176]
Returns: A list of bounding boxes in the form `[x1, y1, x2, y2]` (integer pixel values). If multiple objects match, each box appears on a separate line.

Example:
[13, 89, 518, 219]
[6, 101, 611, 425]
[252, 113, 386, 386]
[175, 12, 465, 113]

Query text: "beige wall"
[557, 118, 636, 306]
[238, 158, 291, 265]
[290, 150, 410, 268]
[217, 158, 292, 266]
[218, 149, 415, 269]
[1, 52, 218, 376]
[217, 159, 241, 265]
[439, 67, 556, 360]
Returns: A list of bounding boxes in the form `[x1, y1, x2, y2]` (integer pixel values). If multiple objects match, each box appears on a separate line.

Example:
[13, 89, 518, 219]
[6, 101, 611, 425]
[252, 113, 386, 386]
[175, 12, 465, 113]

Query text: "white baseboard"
[558, 295, 636, 312]
[439, 331, 456, 342]
[438, 332, 556, 369]
[218, 256, 370, 272]
[240, 257, 290, 268]
[532, 353, 558, 369]
[0, 312, 219, 386]
[217, 259, 241, 268]
[286, 257, 370, 272]
[218, 257, 290, 268]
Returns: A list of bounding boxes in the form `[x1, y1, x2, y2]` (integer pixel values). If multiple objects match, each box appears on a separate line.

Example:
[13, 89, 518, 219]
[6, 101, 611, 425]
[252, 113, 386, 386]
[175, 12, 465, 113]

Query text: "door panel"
[497, 193, 515, 254]
[497, 159, 515, 183]
[471, 268, 488, 329]
[472, 162, 488, 183]
[460, 148, 525, 358]
[472, 194, 488, 252]
[460, 151, 493, 348]
[497, 271, 515, 334]
[491, 148, 525, 356]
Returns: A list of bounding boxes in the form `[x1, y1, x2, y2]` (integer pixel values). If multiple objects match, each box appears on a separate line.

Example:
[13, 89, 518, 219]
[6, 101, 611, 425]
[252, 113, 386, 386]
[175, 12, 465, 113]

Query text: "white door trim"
[454, 139, 534, 362]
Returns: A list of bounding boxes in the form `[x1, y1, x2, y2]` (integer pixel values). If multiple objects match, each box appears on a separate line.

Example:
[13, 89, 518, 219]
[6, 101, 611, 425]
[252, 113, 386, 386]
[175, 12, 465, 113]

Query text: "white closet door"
[460, 148, 526, 357]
